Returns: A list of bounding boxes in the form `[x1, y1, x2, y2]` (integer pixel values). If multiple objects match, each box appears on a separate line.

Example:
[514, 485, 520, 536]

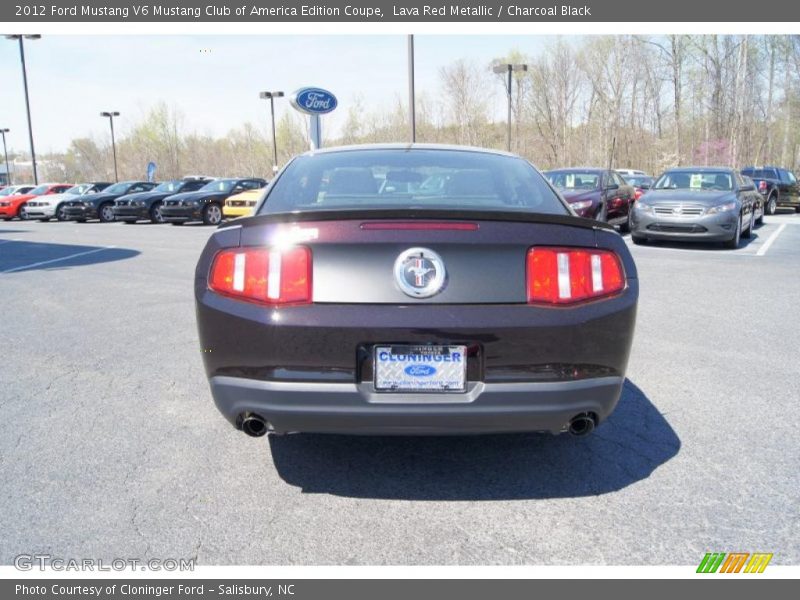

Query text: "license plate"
[374, 345, 467, 392]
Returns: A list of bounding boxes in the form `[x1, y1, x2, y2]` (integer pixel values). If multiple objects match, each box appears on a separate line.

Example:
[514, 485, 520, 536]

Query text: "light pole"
[0, 129, 10, 186]
[100, 111, 120, 182]
[492, 63, 528, 152]
[5, 34, 41, 184]
[408, 34, 416, 143]
[259, 91, 284, 174]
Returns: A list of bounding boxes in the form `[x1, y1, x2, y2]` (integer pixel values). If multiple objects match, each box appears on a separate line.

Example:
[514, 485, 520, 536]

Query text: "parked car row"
[542, 164, 799, 249]
[0, 176, 269, 226]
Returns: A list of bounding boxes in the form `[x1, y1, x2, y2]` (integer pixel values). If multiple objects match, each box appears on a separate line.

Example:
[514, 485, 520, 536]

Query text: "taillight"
[634, 189, 643, 200]
[526, 247, 625, 305]
[758, 180, 767, 192]
[209, 246, 311, 305]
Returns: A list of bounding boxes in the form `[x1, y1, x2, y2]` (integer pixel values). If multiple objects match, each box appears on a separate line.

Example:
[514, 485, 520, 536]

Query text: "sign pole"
[310, 114, 322, 150]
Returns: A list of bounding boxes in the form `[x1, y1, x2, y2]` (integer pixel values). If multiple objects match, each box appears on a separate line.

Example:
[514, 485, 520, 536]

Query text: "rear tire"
[766, 194, 777, 215]
[632, 235, 647, 245]
[203, 203, 222, 226]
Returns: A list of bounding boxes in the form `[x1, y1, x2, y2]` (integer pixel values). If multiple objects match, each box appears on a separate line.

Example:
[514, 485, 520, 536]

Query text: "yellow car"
[223, 188, 264, 219]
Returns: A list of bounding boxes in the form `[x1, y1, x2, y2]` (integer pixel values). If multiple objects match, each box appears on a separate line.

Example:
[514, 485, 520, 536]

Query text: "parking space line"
[756, 224, 787, 256]
[0, 245, 117, 274]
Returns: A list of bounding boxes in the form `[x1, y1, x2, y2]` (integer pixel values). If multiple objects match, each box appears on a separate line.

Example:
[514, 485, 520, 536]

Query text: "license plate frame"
[373, 344, 467, 393]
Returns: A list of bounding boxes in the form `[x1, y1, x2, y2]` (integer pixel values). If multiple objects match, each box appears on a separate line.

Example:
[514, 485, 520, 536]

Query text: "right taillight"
[526, 247, 625, 305]
[209, 246, 311, 305]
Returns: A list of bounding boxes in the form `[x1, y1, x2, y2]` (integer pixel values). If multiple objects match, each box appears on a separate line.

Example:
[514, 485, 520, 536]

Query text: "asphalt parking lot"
[1, 214, 799, 566]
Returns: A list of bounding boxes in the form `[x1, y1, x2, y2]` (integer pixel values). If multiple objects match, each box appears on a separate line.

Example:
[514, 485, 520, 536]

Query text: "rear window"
[741, 168, 778, 180]
[260, 149, 568, 216]
[545, 171, 602, 190]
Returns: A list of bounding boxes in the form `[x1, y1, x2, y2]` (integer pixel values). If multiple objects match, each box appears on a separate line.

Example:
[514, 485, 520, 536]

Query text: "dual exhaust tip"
[239, 411, 597, 437]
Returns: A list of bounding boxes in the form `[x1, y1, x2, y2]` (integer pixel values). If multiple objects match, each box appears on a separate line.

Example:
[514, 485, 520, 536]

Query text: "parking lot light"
[100, 111, 121, 182]
[5, 35, 41, 184]
[259, 91, 284, 174]
[1, 128, 10, 186]
[492, 62, 528, 152]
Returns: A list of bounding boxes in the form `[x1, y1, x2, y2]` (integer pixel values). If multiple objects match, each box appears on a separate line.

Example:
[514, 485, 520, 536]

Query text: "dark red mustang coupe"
[195, 145, 638, 438]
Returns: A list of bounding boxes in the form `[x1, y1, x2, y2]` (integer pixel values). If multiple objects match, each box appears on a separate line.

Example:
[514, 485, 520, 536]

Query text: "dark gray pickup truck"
[740, 166, 800, 214]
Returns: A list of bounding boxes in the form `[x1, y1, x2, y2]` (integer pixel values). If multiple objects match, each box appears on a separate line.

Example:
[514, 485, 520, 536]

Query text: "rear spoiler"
[225, 208, 615, 232]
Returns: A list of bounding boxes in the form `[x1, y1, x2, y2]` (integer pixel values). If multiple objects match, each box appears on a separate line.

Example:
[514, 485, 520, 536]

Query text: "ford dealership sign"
[291, 87, 338, 115]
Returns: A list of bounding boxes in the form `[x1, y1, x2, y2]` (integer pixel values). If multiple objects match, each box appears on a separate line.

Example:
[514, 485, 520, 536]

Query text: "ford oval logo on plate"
[291, 87, 338, 115]
[404, 365, 437, 377]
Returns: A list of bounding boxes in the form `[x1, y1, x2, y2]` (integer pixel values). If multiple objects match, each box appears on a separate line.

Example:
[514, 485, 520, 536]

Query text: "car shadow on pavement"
[0, 240, 139, 273]
[268, 379, 680, 500]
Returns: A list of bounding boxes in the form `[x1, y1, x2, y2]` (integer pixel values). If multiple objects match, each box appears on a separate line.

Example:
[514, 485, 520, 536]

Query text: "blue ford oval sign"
[291, 87, 338, 115]
[404, 365, 437, 377]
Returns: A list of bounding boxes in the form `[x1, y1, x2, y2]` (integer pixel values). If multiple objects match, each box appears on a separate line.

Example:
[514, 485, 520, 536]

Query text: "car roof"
[664, 166, 733, 172]
[544, 167, 606, 173]
[299, 143, 519, 159]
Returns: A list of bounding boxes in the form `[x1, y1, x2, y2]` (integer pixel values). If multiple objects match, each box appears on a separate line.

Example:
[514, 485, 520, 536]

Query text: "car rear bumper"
[209, 375, 625, 435]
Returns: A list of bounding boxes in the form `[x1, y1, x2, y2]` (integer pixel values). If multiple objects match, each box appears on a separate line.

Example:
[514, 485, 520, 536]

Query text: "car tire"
[756, 204, 764, 226]
[725, 215, 742, 249]
[631, 235, 647, 245]
[595, 202, 608, 223]
[766, 194, 777, 215]
[171, 221, 184, 226]
[742, 210, 754, 239]
[795, 205, 800, 213]
[123, 219, 137, 224]
[619, 209, 632, 233]
[77, 219, 87, 223]
[18, 206, 29, 220]
[98, 203, 115, 223]
[203, 203, 222, 226]
[39, 218, 50, 222]
[56, 205, 68, 221]
[149, 202, 164, 224]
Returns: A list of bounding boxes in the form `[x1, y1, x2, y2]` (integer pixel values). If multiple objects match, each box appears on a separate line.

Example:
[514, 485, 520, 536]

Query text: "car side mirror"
[739, 184, 755, 192]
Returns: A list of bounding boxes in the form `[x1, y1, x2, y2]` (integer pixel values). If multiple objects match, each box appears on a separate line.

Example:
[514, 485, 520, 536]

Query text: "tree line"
[17, 35, 800, 183]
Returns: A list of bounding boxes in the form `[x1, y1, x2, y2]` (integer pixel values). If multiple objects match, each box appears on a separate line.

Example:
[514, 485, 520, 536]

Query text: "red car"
[0, 183, 73, 220]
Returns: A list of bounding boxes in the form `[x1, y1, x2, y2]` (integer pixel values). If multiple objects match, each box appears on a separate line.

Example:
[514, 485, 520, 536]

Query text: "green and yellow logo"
[697, 552, 773, 573]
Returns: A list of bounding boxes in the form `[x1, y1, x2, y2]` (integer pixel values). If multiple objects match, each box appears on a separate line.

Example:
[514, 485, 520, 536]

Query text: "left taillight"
[209, 246, 312, 305]
[527, 247, 625, 305]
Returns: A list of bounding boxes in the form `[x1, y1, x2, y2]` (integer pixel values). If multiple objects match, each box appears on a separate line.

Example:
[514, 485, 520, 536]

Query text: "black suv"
[740, 166, 800, 214]
[161, 178, 267, 225]
[63, 181, 158, 222]
[113, 178, 212, 223]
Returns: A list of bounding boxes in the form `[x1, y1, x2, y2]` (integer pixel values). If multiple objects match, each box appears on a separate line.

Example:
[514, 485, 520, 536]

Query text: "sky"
[0, 35, 553, 155]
